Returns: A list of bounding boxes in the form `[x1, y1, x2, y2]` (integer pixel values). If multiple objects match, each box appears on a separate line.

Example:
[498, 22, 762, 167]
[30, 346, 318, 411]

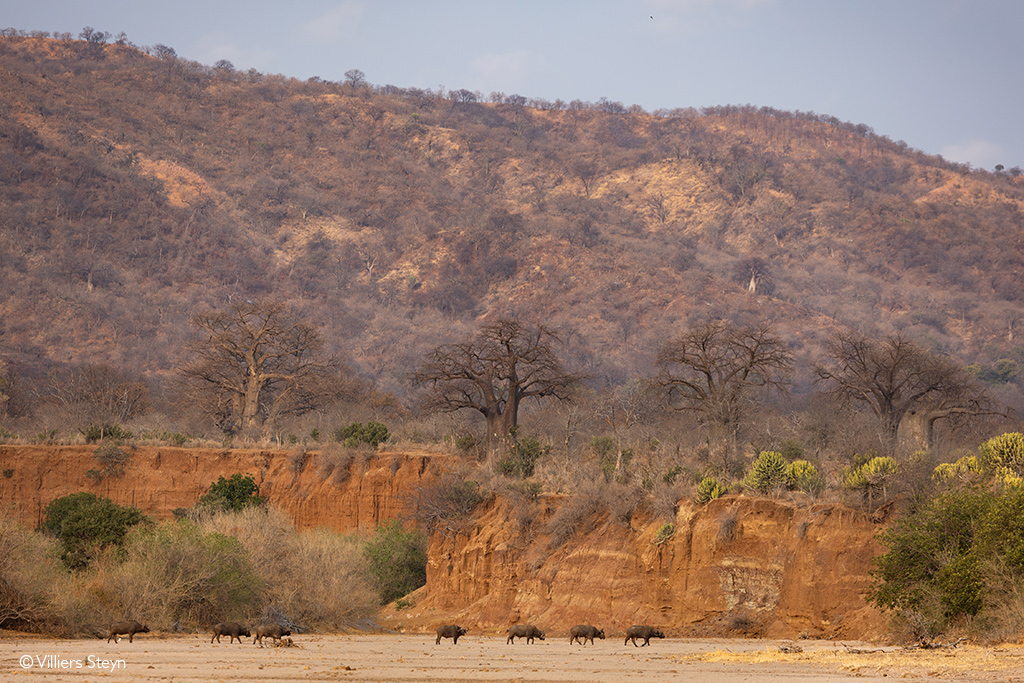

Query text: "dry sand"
[3, 633, 1024, 682]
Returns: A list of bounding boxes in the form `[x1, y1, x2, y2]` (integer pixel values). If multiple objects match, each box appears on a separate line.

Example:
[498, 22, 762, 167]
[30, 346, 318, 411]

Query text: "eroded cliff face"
[384, 493, 886, 640]
[0, 445, 886, 639]
[0, 445, 438, 532]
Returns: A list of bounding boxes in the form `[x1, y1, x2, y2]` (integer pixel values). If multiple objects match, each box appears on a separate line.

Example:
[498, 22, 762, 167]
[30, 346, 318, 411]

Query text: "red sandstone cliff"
[0, 445, 886, 639]
[0, 445, 438, 531]
[382, 493, 886, 640]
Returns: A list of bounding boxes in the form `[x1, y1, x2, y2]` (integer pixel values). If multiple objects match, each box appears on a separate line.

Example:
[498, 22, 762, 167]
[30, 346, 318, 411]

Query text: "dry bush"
[603, 482, 646, 527]
[200, 507, 377, 630]
[269, 529, 379, 629]
[649, 481, 684, 521]
[973, 558, 1024, 642]
[410, 471, 489, 536]
[102, 520, 261, 629]
[316, 444, 356, 487]
[0, 512, 62, 631]
[40, 570, 113, 637]
[492, 479, 543, 538]
[546, 484, 605, 550]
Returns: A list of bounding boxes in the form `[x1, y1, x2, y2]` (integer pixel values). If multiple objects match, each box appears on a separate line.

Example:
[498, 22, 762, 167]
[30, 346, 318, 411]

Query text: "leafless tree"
[654, 320, 792, 453]
[44, 364, 149, 426]
[413, 319, 585, 450]
[815, 331, 996, 453]
[180, 300, 341, 436]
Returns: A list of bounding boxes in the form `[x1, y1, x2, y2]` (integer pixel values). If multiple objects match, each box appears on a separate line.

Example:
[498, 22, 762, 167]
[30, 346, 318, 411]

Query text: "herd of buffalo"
[106, 620, 667, 647]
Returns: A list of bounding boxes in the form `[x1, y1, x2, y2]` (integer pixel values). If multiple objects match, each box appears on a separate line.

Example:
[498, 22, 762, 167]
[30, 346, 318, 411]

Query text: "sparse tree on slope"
[180, 300, 340, 437]
[815, 331, 994, 453]
[413, 319, 584, 450]
[654, 320, 792, 454]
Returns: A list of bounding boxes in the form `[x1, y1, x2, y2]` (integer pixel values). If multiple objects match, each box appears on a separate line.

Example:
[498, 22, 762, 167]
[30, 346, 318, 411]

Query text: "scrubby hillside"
[1, 31, 1023, 404]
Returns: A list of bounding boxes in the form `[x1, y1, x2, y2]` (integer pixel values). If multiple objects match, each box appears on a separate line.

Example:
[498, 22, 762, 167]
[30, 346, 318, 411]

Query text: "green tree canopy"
[41, 492, 148, 570]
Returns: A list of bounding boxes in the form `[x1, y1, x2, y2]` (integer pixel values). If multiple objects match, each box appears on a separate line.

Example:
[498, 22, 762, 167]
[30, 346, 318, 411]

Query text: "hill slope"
[1, 33, 1023, 402]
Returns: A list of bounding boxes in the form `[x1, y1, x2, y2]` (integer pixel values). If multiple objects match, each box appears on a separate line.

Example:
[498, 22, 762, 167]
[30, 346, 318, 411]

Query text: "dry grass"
[687, 643, 1024, 678]
[0, 513, 62, 631]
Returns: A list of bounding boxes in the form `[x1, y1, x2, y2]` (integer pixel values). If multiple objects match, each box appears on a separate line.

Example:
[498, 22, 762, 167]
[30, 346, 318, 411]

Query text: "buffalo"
[435, 624, 468, 645]
[624, 624, 665, 647]
[569, 624, 605, 645]
[211, 622, 250, 644]
[107, 620, 149, 644]
[253, 623, 292, 646]
[507, 624, 545, 644]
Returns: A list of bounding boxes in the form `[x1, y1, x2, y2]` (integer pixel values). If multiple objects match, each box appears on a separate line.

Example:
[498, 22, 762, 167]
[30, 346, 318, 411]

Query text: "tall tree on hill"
[654, 320, 792, 455]
[413, 319, 584, 450]
[815, 331, 996, 453]
[180, 300, 342, 437]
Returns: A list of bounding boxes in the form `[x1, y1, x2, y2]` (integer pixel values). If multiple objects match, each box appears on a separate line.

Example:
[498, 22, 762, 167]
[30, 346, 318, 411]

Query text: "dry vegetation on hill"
[0, 29, 1022, 460]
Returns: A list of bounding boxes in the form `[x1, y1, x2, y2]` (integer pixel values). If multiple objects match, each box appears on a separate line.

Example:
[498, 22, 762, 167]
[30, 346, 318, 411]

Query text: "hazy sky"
[6, 1, 1021, 170]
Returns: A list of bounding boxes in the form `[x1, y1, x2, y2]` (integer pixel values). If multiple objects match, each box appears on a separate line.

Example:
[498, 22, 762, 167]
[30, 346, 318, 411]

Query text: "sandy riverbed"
[3, 633, 1023, 682]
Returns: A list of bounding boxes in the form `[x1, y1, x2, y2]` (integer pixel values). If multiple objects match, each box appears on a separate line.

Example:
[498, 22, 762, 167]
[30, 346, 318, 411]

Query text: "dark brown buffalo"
[624, 624, 665, 647]
[211, 621, 250, 644]
[435, 624, 468, 644]
[253, 623, 292, 646]
[507, 624, 545, 644]
[569, 624, 605, 645]
[107, 620, 149, 643]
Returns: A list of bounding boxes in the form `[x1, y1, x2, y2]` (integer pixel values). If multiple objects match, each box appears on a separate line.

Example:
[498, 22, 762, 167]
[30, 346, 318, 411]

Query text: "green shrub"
[497, 436, 548, 479]
[696, 476, 725, 504]
[869, 488, 994, 638]
[33, 429, 58, 444]
[198, 474, 265, 512]
[87, 444, 132, 480]
[786, 459, 822, 495]
[843, 456, 898, 509]
[508, 480, 543, 502]
[453, 434, 478, 452]
[777, 439, 804, 460]
[599, 446, 633, 483]
[362, 520, 427, 605]
[79, 424, 133, 444]
[979, 432, 1024, 477]
[662, 465, 684, 485]
[41, 492, 148, 570]
[743, 451, 788, 494]
[334, 422, 390, 449]
[976, 486, 1024, 571]
[652, 522, 676, 545]
[589, 436, 616, 457]
[141, 430, 191, 446]
[0, 427, 18, 441]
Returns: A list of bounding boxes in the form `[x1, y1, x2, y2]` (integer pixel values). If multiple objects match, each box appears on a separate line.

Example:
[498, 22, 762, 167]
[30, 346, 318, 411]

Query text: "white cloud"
[470, 50, 533, 93]
[301, 1, 367, 44]
[940, 139, 1005, 170]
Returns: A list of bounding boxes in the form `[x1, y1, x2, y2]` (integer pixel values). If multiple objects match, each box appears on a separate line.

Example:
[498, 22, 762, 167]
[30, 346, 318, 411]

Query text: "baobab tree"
[654, 320, 792, 454]
[413, 319, 584, 450]
[815, 331, 995, 453]
[180, 300, 341, 436]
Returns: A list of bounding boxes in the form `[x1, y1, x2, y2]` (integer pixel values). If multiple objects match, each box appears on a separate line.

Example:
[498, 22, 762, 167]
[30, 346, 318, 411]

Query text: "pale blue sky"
[6, 1, 1021, 170]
